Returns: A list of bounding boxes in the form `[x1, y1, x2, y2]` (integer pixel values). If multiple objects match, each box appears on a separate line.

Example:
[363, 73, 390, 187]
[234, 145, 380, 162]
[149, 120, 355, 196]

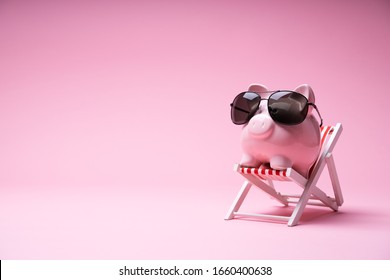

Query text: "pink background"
[1, 0, 389, 259]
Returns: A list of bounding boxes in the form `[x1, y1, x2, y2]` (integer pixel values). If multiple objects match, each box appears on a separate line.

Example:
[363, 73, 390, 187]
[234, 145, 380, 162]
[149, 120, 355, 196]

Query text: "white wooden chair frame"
[225, 123, 343, 226]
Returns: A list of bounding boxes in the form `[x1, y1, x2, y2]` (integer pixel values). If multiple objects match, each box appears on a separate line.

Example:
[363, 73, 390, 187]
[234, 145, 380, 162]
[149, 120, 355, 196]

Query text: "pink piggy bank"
[230, 83, 323, 178]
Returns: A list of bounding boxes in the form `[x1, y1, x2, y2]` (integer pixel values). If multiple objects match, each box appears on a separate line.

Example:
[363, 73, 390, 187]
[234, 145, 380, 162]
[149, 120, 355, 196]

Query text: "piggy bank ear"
[293, 84, 315, 103]
[248, 83, 269, 93]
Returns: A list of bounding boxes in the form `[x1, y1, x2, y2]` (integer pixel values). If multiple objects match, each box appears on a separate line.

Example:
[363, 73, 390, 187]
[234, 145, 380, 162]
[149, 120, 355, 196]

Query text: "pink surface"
[0, 0, 389, 259]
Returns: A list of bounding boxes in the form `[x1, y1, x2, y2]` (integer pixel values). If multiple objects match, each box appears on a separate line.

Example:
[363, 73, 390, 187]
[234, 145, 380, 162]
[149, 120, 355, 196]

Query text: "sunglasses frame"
[230, 90, 323, 127]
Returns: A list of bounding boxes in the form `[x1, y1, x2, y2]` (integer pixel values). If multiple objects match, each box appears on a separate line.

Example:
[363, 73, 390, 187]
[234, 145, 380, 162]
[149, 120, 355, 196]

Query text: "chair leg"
[326, 153, 344, 206]
[287, 184, 314, 226]
[225, 181, 252, 220]
[309, 185, 338, 211]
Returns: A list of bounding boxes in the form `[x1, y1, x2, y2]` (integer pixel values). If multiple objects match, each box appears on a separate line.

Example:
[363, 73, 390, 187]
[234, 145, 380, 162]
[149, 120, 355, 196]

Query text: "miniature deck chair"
[225, 123, 343, 226]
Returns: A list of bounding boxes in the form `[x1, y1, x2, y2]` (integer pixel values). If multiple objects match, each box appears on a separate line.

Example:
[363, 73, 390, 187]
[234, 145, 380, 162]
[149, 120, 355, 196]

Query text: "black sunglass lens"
[231, 92, 260, 124]
[268, 91, 308, 125]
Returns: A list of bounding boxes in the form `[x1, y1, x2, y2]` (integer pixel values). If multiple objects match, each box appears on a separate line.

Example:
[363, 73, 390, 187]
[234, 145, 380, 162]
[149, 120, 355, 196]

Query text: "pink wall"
[1, 0, 389, 259]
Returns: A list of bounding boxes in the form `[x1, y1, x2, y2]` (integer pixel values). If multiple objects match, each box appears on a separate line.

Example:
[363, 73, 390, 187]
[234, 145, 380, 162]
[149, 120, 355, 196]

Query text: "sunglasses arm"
[309, 103, 323, 127]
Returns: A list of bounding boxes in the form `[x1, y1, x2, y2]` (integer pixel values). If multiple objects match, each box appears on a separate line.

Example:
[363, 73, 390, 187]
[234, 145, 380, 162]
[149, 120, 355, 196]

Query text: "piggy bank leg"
[270, 155, 292, 170]
[240, 153, 261, 167]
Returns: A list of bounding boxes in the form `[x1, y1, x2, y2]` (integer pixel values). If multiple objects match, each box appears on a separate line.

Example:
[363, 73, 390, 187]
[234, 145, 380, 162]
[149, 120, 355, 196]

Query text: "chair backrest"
[309, 124, 342, 178]
[320, 125, 334, 149]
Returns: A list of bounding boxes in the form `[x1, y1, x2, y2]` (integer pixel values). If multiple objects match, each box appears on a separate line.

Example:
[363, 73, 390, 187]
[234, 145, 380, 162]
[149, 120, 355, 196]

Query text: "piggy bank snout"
[247, 114, 275, 137]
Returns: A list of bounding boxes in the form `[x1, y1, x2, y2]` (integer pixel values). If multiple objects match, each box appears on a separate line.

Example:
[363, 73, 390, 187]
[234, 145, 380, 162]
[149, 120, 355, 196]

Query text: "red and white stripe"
[320, 125, 333, 150]
[239, 166, 290, 181]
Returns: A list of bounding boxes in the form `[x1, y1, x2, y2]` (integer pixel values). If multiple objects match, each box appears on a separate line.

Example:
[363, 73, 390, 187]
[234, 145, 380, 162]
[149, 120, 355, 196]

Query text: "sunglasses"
[230, 90, 323, 126]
